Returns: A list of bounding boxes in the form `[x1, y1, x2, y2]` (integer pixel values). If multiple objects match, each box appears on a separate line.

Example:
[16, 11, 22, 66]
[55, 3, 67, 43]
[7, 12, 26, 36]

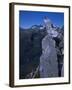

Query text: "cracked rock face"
[40, 17, 63, 78]
[40, 35, 58, 77]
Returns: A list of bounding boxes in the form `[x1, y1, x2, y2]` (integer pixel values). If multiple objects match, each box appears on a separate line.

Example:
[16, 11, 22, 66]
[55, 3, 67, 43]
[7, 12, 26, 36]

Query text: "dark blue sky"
[19, 10, 64, 29]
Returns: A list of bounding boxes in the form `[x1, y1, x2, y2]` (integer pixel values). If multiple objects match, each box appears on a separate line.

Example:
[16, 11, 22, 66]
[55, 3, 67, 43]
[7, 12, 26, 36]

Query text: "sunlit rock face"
[40, 17, 59, 78]
[40, 35, 58, 77]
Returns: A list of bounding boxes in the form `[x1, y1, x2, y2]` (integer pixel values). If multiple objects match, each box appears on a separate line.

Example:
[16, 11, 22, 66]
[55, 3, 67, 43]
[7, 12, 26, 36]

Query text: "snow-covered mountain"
[31, 25, 44, 30]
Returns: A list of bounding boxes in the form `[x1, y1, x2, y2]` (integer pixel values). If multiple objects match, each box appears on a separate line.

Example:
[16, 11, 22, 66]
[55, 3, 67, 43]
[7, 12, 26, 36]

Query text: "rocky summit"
[40, 17, 64, 77]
